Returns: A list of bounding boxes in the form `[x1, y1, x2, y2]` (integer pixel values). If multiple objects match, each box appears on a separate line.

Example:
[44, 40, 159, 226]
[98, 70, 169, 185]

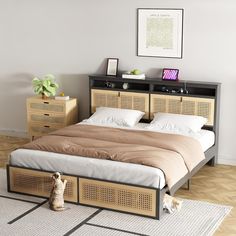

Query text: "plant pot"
[41, 93, 48, 99]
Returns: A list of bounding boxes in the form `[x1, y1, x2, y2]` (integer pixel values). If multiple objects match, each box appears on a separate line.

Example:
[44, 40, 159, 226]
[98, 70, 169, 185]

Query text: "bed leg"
[208, 156, 216, 167]
[187, 179, 191, 190]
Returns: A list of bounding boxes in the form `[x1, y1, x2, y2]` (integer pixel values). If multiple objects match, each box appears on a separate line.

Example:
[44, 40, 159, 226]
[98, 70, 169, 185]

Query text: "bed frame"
[7, 75, 221, 220]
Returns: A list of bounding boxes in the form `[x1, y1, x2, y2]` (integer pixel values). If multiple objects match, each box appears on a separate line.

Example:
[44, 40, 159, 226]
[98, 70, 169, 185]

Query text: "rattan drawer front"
[150, 94, 215, 126]
[28, 122, 64, 136]
[79, 178, 157, 217]
[9, 167, 78, 203]
[29, 113, 65, 124]
[29, 102, 64, 113]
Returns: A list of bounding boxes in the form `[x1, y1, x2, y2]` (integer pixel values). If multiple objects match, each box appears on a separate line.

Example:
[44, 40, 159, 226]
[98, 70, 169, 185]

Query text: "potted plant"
[32, 74, 59, 99]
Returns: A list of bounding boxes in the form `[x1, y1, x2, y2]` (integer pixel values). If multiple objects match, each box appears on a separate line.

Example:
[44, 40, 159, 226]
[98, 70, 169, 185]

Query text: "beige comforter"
[22, 124, 205, 191]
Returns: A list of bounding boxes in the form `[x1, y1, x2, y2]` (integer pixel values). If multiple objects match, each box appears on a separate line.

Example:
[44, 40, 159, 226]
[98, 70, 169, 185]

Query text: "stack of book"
[55, 96, 70, 101]
[122, 73, 145, 80]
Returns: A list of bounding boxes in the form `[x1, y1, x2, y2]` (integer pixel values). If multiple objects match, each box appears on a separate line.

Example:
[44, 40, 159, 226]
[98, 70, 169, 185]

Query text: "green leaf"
[32, 74, 58, 97]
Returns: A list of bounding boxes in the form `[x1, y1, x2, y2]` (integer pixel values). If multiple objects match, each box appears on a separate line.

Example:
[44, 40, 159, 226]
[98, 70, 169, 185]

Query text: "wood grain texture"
[0, 135, 235, 234]
[0, 135, 29, 168]
[176, 165, 236, 236]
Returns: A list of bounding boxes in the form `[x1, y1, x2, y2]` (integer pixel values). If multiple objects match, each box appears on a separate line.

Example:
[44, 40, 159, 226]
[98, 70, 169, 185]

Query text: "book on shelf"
[121, 73, 145, 79]
[55, 96, 70, 101]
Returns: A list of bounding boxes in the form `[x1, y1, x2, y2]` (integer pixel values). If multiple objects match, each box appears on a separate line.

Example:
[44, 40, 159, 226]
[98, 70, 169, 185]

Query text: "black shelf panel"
[91, 87, 149, 94]
[91, 79, 150, 92]
[150, 91, 215, 99]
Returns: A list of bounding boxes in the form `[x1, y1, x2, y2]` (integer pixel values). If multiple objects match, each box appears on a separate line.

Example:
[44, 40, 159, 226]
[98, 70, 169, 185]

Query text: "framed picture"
[106, 58, 119, 76]
[137, 8, 184, 58]
[162, 68, 179, 81]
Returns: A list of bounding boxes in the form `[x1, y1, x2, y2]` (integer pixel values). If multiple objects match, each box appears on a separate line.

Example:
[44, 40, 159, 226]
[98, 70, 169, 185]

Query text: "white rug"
[0, 169, 232, 236]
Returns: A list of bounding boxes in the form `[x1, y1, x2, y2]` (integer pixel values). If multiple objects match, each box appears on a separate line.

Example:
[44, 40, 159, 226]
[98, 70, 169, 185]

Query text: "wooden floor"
[0, 135, 235, 235]
[0, 135, 29, 168]
[176, 165, 236, 236]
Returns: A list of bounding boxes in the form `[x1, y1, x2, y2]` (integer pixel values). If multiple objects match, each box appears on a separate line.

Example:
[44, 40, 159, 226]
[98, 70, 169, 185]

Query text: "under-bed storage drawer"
[79, 178, 157, 217]
[8, 166, 78, 203]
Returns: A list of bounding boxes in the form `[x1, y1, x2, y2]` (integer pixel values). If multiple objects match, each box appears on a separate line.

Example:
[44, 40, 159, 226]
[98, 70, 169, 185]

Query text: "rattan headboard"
[90, 89, 215, 127]
[150, 94, 215, 126]
[89, 75, 220, 130]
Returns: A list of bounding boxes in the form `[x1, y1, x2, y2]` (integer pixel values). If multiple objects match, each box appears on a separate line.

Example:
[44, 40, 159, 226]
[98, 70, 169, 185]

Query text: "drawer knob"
[43, 102, 49, 104]
[44, 114, 49, 116]
[44, 125, 50, 128]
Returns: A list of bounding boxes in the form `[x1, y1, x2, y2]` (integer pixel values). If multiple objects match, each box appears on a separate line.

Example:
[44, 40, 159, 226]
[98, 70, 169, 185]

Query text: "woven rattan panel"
[150, 94, 215, 126]
[91, 89, 149, 119]
[120, 92, 149, 119]
[91, 89, 119, 113]
[9, 167, 78, 203]
[79, 178, 157, 217]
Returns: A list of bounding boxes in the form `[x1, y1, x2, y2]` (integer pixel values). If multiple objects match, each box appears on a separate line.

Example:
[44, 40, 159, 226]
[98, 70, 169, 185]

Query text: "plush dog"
[163, 194, 183, 214]
[49, 172, 67, 211]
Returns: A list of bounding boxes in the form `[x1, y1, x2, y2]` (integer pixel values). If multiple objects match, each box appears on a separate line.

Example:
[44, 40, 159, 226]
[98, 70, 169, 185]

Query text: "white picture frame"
[137, 8, 184, 58]
[106, 58, 119, 76]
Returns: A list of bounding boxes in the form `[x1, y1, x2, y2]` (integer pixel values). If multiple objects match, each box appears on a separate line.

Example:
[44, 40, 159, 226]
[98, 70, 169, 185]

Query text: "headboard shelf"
[150, 91, 215, 99]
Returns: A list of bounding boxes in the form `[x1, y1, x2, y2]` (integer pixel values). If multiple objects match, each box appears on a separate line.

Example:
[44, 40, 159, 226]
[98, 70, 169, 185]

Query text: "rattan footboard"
[7, 165, 164, 219]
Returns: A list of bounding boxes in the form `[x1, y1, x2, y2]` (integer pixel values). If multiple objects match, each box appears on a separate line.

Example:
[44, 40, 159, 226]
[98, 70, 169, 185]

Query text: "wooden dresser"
[27, 96, 78, 140]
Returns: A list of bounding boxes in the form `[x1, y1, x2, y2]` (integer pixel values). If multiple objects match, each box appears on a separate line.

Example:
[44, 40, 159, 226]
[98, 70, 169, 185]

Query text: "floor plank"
[0, 135, 29, 168]
[176, 164, 236, 236]
[0, 135, 235, 235]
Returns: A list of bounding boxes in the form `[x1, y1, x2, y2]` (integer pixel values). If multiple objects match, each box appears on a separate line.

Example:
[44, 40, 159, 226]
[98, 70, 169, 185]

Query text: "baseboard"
[217, 155, 236, 166]
[0, 128, 28, 138]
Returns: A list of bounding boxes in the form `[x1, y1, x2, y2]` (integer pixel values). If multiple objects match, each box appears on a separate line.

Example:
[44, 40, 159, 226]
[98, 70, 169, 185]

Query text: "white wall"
[0, 0, 235, 164]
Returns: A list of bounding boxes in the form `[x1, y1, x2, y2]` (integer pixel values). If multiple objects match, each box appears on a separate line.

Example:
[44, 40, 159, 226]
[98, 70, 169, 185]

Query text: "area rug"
[0, 169, 232, 236]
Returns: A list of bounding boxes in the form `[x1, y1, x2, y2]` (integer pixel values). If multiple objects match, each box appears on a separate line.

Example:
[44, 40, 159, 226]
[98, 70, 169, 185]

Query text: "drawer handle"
[44, 125, 50, 128]
[44, 102, 49, 104]
[44, 114, 50, 116]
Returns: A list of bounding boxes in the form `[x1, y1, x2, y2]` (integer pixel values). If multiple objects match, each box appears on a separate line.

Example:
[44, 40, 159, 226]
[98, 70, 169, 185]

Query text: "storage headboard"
[89, 75, 220, 127]
[89, 74, 221, 165]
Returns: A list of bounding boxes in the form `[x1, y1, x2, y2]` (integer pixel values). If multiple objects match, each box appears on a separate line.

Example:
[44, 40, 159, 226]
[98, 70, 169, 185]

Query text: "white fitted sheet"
[10, 123, 215, 189]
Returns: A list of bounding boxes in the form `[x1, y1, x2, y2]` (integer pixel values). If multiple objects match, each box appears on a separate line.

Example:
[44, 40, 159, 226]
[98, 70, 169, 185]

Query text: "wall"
[0, 0, 235, 165]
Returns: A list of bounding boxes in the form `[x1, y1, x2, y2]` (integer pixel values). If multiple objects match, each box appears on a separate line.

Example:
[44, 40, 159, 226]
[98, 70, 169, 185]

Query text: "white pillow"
[86, 107, 145, 127]
[148, 113, 207, 133]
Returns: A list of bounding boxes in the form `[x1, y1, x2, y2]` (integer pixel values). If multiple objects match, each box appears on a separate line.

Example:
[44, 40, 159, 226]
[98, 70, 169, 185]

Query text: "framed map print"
[137, 8, 184, 58]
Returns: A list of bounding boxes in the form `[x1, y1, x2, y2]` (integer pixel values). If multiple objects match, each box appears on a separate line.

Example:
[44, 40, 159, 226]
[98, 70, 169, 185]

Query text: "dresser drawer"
[28, 113, 65, 125]
[28, 122, 64, 136]
[28, 101, 65, 113]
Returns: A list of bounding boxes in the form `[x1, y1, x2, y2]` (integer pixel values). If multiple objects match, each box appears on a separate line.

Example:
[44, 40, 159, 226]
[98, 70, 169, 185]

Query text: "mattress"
[10, 123, 215, 189]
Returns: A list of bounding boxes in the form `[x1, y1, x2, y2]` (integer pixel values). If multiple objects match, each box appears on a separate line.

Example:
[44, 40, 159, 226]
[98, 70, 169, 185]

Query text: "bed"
[7, 75, 221, 219]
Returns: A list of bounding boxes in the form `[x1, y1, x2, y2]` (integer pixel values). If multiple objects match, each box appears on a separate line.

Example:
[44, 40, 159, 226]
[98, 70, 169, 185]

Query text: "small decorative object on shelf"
[105, 81, 115, 88]
[106, 58, 119, 76]
[32, 74, 59, 99]
[122, 69, 145, 80]
[162, 68, 179, 81]
[55, 92, 70, 100]
[55, 96, 70, 101]
[122, 83, 129, 90]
